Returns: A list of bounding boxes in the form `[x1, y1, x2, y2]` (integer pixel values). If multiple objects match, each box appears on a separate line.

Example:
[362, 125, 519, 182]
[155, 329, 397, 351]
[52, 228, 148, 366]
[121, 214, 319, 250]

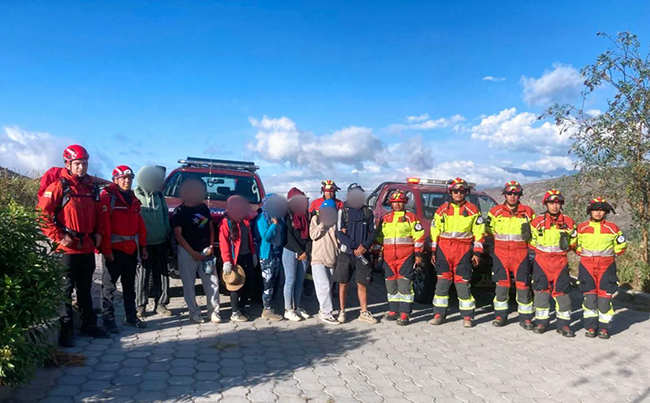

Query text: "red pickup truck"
[163, 157, 266, 278]
[367, 178, 498, 303]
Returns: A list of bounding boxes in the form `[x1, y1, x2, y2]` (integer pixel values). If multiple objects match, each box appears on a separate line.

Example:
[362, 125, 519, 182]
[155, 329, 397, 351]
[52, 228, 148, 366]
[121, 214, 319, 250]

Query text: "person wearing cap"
[255, 194, 287, 321]
[38, 145, 109, 346]
[376, 190, 425, 326]
[134, 165, 173, 319]
[283, 187, 312, 321]
[219, 195, 257, 322]
[486, 181, 536, 329]
[309, 199, 341, 325]
[172, 177, 220, 324]
[576, 198, 627, 339]
[100, 165, 149, 332]
[529, 189, 577, 337]
[430, 178, 485, 328]
[335, 183, 378, 324]
[309, 180, 344, 214]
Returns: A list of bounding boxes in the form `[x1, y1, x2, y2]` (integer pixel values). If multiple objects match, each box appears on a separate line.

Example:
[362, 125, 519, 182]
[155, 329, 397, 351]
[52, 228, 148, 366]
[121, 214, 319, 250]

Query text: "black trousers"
[230, 253, 254, 314]
[135, 243, 170, 308]
[61, 253, 97, 332]
[102, 249, 137, 321]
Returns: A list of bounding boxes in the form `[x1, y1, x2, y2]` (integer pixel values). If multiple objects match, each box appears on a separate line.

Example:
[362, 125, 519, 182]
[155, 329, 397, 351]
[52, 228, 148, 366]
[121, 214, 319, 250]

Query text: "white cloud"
[470, 108, 571, 155]
[483, 76, 506, 82]
[0, 126, 71, 175]
[521, 63, 583, 107]
[406, 113, 430, 123]
[388, 114, 466, 134]
[520, 156, 576, 173]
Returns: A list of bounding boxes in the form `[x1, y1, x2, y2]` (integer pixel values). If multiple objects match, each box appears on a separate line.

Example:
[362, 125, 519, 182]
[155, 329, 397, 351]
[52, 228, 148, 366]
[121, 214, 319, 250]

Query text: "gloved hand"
[223, 262, 233, 275]
[252, 254, 258, 267]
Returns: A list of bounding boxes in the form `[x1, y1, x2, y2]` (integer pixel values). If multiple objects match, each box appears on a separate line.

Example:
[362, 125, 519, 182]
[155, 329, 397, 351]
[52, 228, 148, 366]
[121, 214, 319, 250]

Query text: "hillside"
[483, 175, 634, 234]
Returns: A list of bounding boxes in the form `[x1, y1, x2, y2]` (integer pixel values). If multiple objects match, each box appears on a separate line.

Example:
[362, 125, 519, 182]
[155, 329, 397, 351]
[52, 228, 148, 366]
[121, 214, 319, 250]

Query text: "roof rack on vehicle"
[178, 157, 260, 172]
[406, 177, 477, 188]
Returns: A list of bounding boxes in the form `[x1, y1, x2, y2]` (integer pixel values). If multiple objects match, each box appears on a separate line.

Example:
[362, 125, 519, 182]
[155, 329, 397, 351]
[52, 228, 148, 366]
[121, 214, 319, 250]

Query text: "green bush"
[617, 242, 650, 293]
[0, 171, 40, 208]
[0, 201, 66, 386]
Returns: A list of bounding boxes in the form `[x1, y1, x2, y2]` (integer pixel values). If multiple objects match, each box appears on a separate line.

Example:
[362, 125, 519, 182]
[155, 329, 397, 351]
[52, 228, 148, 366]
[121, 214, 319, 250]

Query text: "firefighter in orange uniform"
[376, 190, 425, 326]
[486, 181, 536, 330]
[576, 198, 626, 339]
[530, 189, 577, 337]
[430, 178, 485, 328]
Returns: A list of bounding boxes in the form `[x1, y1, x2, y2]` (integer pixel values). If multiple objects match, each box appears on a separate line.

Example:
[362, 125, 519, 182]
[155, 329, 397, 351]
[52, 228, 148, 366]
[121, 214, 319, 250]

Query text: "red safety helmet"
[321, 180, 341, 193]
[389, 190, 409, 203]
[112, 165, 135, 179]
[587, 197, 615, 214]
[542, 189, 565, 204]
[447, 177, 471, 194]
[63, 145, 90, 162]
[502, 180, 523, 196]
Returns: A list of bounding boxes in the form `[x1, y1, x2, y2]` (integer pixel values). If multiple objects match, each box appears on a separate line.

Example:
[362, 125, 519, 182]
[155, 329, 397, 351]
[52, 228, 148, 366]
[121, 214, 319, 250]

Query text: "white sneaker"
[337, 310, 346, 324]
[320, 313, 340, 325]
[210, 311, 222, 323]
[284, 309, 303, 322]
[295, 308, 311, 319]
[190, 314, 204, 324]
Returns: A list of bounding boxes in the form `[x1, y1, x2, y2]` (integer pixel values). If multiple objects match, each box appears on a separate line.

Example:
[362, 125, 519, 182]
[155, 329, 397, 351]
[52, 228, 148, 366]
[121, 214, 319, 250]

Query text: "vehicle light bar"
[179, 157, 260, 172]
[406, 177, 477, 188]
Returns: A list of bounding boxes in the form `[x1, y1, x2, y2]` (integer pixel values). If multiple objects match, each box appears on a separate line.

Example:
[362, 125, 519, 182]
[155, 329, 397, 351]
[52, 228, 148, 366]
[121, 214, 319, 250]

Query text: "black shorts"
[334, 252, 373, 285]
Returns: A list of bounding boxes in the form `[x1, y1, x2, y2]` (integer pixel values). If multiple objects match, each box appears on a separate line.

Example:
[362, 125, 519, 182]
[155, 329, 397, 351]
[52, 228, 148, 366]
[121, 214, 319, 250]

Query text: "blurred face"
[391, 201, 405, 212]
[180, 180, 206, 205]
[289, 196, 309, 214]
[264, 196, 288, 219]
[346, 189, 366, 209]
[320, 207, 337, 226]
[115, 176, 133, 191]
[451, 189, 466, 203]
[323, 190, 335, 200]
[590, 209, 606, 221]
[227, 196, 250, 221]
[65, 159, 89, 178]
[505, 193, 521, 206]
[546, 201, 562, 215]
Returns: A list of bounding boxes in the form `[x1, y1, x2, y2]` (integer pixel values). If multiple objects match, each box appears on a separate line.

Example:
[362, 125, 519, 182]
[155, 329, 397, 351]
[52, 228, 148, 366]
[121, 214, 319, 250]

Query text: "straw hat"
[222, 264, 246, 291]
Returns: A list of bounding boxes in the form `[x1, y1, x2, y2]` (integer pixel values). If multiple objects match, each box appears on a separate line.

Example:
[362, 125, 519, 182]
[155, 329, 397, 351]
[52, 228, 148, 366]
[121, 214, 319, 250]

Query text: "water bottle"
[202, 247, 216, 275]
[357, 254, 369, 266]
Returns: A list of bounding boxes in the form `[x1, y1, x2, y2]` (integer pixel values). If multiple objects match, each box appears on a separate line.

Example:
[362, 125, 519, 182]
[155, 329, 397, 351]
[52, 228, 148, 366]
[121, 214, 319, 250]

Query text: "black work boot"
[59, 330, 75, 348]
[533, 324, 547, 334]
[396, 314, 410, 326]
[80, 324, 110, 339]
[585, 328, 597, 338]
[519, 319, 534, 331]
[598, 329, 611, 340]
[384, 312, 398, 321]
[103, 318, 120, 334]
[556, 326, 576, 338]
[492, 316, 507, 327]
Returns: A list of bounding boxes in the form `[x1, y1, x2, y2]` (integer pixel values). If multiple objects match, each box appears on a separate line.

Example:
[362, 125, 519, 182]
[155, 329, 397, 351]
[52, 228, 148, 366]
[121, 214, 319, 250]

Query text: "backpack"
[38, 167, 101, 219]
[340, 206, 373, 227]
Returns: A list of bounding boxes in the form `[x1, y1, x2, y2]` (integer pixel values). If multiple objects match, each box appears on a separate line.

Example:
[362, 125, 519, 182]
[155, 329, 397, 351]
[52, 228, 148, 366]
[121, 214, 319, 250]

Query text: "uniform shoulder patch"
[414, 223, 423, 231]
[617, 235, 626, 244]
[43, 191, 52, 198]
[570, 229, 578, 238]
[476, 216, 485, 225]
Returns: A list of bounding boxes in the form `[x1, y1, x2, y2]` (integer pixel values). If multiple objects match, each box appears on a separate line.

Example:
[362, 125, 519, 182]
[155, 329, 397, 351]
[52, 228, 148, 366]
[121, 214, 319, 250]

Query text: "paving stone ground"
[7, 262, 650, 403]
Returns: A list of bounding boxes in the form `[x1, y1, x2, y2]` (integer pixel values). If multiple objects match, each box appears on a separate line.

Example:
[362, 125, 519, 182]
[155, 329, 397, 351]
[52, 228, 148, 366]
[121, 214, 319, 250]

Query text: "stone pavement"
[8, 266, 650, 403]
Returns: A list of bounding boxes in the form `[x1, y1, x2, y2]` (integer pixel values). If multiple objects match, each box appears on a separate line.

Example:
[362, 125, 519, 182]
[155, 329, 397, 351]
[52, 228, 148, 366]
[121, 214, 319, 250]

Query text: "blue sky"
[1, 1, 649, 193]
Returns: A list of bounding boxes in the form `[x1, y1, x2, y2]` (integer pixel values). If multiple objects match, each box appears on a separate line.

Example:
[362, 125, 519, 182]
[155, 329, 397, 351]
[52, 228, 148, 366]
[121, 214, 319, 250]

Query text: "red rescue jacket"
[219, 216, 257, 266]
[99, 184, 147, 256]
[37, 169, 103, 254]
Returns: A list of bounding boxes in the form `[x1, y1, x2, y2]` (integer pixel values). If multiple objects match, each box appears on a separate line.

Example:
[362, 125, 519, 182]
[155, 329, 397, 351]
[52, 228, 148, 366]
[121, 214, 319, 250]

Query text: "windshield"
[164, 171, 262, 204]
[420, 193, 496, 219]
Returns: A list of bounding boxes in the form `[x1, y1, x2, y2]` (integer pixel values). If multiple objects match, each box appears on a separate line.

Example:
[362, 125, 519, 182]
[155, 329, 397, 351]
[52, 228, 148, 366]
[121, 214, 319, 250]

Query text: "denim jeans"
[261, 247, 283, 309]
[311, 264, 334, 315]
[282, 248, 309, 310]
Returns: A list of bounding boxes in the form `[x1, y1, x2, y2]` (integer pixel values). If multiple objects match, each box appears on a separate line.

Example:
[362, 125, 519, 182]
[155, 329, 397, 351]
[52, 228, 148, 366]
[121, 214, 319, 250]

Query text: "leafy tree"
[546, 31, 650, 288]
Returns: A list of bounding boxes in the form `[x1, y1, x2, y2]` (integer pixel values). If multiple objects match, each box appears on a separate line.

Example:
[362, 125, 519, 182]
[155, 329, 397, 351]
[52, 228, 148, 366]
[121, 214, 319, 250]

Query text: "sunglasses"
[451, 189, 466, 194]
[505, 191, 521, 196]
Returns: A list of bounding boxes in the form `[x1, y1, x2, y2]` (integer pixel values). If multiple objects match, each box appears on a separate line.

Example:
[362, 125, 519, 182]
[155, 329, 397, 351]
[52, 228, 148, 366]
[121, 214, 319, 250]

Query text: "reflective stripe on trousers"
[535, 308, 550, 320]
[459, 296, 475, 310]
[493, 297, 508, 311]
[599, 309, 614, 323]
[433, 295, 449, 307]
[518, 302, 534, 314]
[387, 292, 414, 303]
[583, 306, 598, 319]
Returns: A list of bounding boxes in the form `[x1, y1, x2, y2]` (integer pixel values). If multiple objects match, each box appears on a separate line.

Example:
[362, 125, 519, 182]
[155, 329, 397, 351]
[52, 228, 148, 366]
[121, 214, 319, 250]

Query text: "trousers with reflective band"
[492, 244, 533, 321]
[578, 256, 618, 298]
[582, 293, 614, 330]
[378, 211, 425, 274]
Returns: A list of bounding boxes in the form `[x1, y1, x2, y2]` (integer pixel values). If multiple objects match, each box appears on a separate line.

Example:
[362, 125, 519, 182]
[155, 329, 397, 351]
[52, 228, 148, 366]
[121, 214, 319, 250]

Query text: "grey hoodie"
[134, 165, 171, 246]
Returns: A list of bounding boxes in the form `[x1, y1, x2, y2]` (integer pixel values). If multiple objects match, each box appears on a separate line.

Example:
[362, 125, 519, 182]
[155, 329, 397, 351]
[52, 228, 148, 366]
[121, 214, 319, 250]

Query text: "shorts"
[334, 252, 373, 286]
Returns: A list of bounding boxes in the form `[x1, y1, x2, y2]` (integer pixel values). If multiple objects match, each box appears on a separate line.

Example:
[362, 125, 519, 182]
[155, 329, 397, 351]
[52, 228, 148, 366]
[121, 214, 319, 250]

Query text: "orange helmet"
[542, 189, 565, 204]
[502, 180, 523, 195]
[587, 197, 615, 214]
[389, 190, 409, 203]
[447, 177, 471, 194]
[321, 180, 341, 193]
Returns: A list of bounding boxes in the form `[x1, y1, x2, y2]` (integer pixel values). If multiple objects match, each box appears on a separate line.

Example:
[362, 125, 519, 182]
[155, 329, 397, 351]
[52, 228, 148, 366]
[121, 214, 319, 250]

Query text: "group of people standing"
[38, 144, 628, 348]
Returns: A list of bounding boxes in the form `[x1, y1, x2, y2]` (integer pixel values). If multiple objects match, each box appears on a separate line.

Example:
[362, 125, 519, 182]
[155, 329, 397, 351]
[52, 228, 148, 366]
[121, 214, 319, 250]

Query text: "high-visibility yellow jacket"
[487, 203, 536, 247]
[430, 201, 485, 254]
[576, 220, 627, 257]
[530, 213, 577, 255]
[376, 211, 425, 263]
